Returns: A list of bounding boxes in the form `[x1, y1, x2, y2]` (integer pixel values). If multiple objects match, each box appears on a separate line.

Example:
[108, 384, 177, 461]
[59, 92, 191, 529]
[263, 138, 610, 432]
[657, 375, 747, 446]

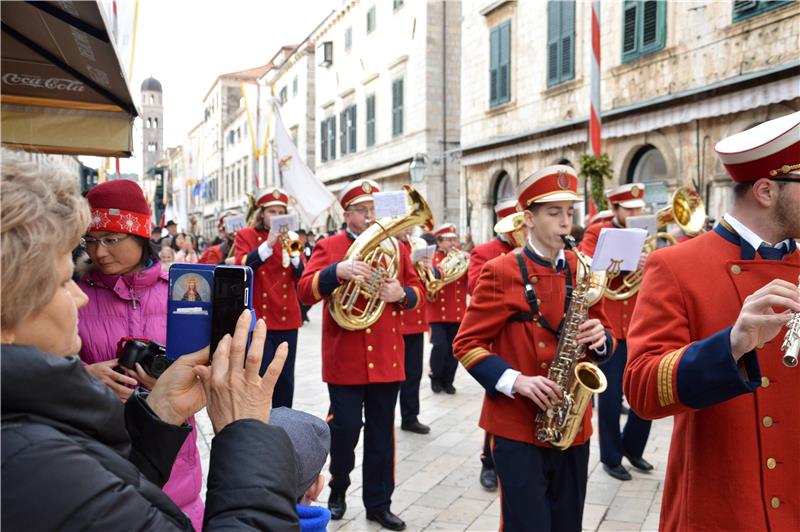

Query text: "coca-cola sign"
[2, 73, 85, 92]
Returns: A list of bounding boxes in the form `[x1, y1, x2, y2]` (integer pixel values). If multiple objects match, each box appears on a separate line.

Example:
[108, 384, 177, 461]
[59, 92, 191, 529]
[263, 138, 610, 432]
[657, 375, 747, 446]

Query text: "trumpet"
[781, 275, 800, 368]
[278, 230, 303, 268]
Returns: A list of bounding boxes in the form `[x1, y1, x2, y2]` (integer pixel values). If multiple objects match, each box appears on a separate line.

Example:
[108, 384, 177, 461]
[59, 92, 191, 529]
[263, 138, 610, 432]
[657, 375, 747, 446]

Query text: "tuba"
[330, 185, 434, 331]
[604, 186, 705, 301]
[535, 235, 608, 449]
[494, 211, 527, 248]
[425, 248, 470, 301]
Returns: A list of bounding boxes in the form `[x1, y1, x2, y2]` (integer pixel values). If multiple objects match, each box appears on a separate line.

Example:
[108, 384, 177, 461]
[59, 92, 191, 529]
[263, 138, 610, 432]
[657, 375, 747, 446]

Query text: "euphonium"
[409, 235, 438, 294]
[535, 235, 608, 450]
[605, 186, 704, 301]
[425, 248, 469, 301]
[781, 275, 800, 368]
[330, 185, 434, 331]
[494, 211, 527, 248]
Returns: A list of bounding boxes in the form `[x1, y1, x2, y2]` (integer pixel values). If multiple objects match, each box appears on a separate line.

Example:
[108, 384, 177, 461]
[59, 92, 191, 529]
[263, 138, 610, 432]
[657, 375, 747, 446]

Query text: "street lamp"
[409, 153, 426, 183]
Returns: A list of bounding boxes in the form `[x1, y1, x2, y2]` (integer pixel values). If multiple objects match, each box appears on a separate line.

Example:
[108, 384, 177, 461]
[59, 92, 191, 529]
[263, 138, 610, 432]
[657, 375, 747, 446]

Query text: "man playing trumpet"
[235, 187, 304, 408]
[298, 179, 423, 531]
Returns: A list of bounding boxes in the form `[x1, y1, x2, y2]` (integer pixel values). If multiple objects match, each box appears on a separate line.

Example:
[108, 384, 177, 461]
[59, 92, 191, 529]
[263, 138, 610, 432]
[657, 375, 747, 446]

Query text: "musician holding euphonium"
[453, 165, 615, 532]
[578, 183, 654, 481]
[298, 179, 426, 531]
[624, 112, 800, 531]
[234, 188, 305, 408]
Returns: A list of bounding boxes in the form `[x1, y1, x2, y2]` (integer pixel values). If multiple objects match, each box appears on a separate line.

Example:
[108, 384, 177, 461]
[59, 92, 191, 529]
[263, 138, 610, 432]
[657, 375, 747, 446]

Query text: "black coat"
[1, 344, 299, 531]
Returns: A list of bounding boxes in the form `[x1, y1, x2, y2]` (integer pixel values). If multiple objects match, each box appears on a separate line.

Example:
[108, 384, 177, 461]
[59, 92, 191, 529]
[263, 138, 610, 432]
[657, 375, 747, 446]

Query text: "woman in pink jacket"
[78, 180, 204, 530]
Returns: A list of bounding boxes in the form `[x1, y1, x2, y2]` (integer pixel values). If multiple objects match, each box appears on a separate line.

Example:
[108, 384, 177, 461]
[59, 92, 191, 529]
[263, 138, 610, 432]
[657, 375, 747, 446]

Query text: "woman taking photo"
[78, 179, 204, 528]
[1, 150, 299, 530]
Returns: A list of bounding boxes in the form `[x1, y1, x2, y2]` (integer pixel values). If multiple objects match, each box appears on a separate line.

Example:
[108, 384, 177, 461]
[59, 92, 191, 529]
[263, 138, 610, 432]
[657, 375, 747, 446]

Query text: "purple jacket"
[78, 262, 204, 530]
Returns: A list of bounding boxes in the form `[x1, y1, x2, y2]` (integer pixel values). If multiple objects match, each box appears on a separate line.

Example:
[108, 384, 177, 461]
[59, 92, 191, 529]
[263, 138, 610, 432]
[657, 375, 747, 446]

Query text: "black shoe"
[366, 509, 406, 530]
[603, 463, 632, 481]
[431, 380, 443, 393]
[624, 452, 654, 472]
[444, 384, 456, 395]
[328, 491, 346, 520]
[479, 465, 498, 491]
[401, 420, 431, 434]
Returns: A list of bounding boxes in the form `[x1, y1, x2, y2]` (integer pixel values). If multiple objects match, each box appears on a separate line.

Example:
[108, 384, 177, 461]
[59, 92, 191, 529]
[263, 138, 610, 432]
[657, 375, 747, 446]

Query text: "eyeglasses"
[348, 206, 376, 216]
[81, 234, 131, 249]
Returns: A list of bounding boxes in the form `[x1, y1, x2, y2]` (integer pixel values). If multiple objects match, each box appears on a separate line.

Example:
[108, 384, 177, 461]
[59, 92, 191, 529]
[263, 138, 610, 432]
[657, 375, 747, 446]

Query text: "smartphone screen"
[210, 266, 249, 356]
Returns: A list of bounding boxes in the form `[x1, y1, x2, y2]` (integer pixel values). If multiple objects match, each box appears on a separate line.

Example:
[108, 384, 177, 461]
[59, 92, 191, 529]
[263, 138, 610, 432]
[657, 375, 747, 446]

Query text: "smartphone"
[210, 265, 253, 355]
[166, 264, 215, 360]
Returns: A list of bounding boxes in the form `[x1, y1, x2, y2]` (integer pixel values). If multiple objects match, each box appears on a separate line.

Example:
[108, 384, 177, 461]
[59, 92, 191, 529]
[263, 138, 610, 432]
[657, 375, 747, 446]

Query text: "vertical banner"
[590, 0, 601, 157]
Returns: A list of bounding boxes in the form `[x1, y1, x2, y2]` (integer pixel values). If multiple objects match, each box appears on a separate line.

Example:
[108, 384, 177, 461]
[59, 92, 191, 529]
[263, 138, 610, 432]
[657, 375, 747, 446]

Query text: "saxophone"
[781, 275, 800, 368]
[535, 235, 608, 450]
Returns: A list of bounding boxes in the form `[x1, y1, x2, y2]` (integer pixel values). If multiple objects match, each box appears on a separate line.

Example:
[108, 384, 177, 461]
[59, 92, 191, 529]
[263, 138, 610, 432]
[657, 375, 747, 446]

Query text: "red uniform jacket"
[468, 237, 514, 295]
[427, 250, 468, 324]
[298, 230, 424, 385]
[399, 240, 428, 336]
[580, 219, 635, 340]
[235, 227, 303, 331]
[198, 242, 229, 265]
[624, 226, 800, 531]
[453, 248, 615, 446]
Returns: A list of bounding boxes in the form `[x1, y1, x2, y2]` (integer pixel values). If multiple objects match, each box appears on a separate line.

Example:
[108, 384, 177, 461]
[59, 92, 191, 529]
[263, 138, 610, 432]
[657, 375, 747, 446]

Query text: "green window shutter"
[367, 6, 376, 33]
[547, 1, 560, 85]
[339, 110, 347, 155]
[489, 26, 500, 105]
[329, 115, 336, 160]
[623, 1, 666, 62]
[622, 2, 638, 59]
[366, 94, 375, 147]
[733, 0, 791, 22]
[345, 27, 352, 50]
[498, 21, 511, 103]
[320, 120, 327, 163]
[392, 78, 404, 137]
[348, 106, 357, 153]
[560, 1, 575, 81]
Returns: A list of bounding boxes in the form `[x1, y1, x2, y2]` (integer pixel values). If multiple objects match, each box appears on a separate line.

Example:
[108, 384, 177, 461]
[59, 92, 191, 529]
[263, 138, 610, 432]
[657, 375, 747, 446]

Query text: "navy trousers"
[493, 437, 589, 532]
[258, 328, 298, 409]
[400, 333, 424, 424]
[481, 431, 495, 468]
[429, 322, 460, 386]
[598, 340, 652, 466]
[327, 382, 400, 513]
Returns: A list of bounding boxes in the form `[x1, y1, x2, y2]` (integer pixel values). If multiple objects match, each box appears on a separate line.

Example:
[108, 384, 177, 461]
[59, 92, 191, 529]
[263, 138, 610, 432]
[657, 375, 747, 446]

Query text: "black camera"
[116, 338, 172, 378]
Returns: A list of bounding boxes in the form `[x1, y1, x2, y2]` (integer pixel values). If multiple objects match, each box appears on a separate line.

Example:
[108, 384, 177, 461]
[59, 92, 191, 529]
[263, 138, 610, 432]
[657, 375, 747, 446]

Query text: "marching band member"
[397, 227, 432, 435]
[579, 183, 653, 481]
[467, 198, 519, 491]
[453, 165, 615, 532]
[298, 179, 423, 531]
[625, 112, 800, 530]
[428, 223, 468, 394]
[198, 212, 236, 265]
[235, 188, 304, 408]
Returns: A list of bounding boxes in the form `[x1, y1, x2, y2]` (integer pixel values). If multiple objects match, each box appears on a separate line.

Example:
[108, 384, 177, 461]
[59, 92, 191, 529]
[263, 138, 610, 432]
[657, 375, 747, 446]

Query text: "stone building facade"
[141, 77, 164, 178]
[311, 0, 462, 229]
[460, 0, 799, 243]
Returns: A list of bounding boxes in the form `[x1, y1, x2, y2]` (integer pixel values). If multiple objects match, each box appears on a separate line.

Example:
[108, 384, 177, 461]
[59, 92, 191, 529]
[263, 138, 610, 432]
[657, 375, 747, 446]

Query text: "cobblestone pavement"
[195, 304, 673, 531]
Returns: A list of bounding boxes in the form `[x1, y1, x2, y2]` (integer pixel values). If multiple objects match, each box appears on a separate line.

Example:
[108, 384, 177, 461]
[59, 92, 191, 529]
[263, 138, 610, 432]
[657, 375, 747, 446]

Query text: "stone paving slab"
[196, 305, 674, 531]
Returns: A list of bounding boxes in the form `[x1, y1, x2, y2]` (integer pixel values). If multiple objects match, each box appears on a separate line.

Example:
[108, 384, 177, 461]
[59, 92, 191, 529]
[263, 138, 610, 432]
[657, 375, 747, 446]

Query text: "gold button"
[281, 316, 286, 321]
[623, 314, 628, 319]
[457, 308, 461, 312]
[418, 320, 422, 324]
[392, 311, 397, 316]
[767, 458, 777, 469]
[392, 362, 397, 367]
[731, 264, 741, 275]
[261, 271, 266, 275]
[763, 416, 773, 428]
[623, 300, 629, 306]
[762, 377, 770, 388]
[366, 328, 372, 334]
[416, 309, 421, 314]
[540, 362, 548, 369]
[393, 345, 397, 350]
[392, 328, 396, 332]
[368, 362, 374, 369]
[530, 276, 538, 284]
[441, 306, 445, 311]
[282, 283, 287, 288]
[282, 272, 287, 276]
[257, 237, 263, 242]
[283, 294, 288, 299]
[535, 322, 542, 328]
[756, 343, 765, 349]
[262, 292, 267, 297]
[367, 345, 373, 351]
[538, 342, 546, 349]
[262, 304, 267, 309]
[771, 497, 780, 509]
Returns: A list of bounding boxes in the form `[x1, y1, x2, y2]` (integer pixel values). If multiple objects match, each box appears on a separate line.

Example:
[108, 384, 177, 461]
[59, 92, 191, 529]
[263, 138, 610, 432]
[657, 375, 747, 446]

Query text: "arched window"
[492, 171, 514, 225]
[154, 118, 159, 128]
[627, 145, 669, 209]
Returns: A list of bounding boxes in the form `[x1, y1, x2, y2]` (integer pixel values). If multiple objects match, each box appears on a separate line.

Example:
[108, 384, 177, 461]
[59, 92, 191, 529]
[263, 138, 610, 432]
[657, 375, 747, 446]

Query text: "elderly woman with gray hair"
[0, 150, 299, 531]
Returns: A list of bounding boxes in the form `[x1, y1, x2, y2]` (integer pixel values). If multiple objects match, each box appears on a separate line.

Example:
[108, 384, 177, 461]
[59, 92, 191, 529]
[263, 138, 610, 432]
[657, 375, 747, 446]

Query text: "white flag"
[271, 102, 336, 226]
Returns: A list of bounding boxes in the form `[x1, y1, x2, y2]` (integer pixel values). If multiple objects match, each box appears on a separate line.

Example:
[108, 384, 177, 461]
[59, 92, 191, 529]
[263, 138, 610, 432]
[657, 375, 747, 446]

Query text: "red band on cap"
[518, 172, 578, 207]
[89, 208, 151, 238]
[722, 143, 800, 182]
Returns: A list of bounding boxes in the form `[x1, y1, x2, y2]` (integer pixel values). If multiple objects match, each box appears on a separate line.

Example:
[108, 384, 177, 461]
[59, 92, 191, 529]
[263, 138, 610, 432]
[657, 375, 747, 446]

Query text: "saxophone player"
[578, 183, 654, 481]
[298, 179, 423, 531]
[234, 188, 304, 408]
[453, 166, 615, 532]
[624, 112, 800, 531]
[428, 223, 468, 394]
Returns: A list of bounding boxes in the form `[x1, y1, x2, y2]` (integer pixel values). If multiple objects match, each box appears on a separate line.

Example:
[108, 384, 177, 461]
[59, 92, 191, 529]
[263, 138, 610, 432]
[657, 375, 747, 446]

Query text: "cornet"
[278, 230, 303, 268]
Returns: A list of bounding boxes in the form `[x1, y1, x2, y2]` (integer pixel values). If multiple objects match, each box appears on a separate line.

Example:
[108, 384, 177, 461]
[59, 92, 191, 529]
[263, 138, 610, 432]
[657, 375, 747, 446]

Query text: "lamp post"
[409, 153, 426, 183]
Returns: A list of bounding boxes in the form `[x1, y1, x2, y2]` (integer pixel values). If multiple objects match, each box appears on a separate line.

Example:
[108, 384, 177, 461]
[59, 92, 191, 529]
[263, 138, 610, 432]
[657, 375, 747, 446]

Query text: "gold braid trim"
[459, 347, 491, 369]
[657, 348, 684, 407]
[311, 271, 322, 301]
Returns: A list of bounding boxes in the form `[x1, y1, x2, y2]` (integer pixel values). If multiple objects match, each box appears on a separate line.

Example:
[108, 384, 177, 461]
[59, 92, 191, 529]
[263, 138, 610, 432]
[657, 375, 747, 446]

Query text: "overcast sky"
[85, 0, 339, 174]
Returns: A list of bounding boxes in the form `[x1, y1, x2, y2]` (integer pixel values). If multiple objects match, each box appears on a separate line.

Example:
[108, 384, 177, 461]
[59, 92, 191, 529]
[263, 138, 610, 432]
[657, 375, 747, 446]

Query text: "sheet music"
[412, 244, 436, 263]
[270, 213, 299, 233]
[224, 215, 246, 233]
[626, 214, 657, 237]
[373, 191, 407, 219]
[591, 228, 647, 272]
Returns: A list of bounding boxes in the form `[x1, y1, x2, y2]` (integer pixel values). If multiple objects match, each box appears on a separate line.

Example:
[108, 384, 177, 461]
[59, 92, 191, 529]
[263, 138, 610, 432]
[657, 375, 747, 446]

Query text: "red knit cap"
[86, 180, 152, 238]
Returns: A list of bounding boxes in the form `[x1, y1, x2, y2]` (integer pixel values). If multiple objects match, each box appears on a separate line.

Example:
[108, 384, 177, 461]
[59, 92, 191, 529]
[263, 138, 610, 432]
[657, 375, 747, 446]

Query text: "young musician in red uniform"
[466, 198, 519, 491]
[298, 179, 423, 531]
[198, 212, 235, 265]
[428, 222, 468, 394]
[235, 188, 304, 408]
[625, 112, 800, 531]
[453, 165, 615, 532]
[579, 183, 654, 481]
